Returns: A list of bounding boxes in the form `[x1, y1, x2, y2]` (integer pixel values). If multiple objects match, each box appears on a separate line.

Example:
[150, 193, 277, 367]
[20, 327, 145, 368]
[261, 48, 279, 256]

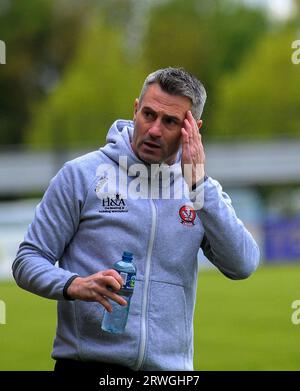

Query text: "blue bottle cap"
[122, 251, 133, 261]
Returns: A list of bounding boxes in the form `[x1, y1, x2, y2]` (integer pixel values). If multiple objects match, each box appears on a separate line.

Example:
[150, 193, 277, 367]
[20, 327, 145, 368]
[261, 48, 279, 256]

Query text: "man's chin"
[137, 151, 162, 165]
[140, 156, 162, 165]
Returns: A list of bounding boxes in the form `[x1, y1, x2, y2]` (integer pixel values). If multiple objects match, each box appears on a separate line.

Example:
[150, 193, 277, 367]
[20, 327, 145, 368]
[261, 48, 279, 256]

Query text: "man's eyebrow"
[142, 106, 155, 112]
[164, 114, 181, 123]
[142, 106, 182, 123]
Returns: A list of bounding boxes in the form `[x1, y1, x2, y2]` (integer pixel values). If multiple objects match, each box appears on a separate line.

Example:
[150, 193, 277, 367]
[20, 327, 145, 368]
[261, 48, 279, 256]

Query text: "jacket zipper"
[135, 199, 157, 370]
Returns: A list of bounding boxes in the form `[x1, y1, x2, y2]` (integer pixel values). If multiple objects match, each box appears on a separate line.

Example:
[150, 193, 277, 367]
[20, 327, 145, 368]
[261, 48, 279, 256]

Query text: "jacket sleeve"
[12, 162, 82, 300]
[191, 176, 260, 280]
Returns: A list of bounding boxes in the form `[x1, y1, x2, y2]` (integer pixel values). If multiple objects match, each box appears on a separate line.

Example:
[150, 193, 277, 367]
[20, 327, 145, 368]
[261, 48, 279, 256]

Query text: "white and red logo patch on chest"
[179, 205, 196, 226]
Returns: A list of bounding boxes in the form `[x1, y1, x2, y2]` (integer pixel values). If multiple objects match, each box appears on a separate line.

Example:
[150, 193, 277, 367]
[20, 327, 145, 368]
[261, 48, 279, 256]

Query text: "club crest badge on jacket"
[179, 205, 196, 226]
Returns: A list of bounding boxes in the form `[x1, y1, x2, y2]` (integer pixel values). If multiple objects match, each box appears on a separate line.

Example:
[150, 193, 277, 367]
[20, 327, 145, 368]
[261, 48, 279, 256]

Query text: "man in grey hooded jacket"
[12, 67, 260, 371]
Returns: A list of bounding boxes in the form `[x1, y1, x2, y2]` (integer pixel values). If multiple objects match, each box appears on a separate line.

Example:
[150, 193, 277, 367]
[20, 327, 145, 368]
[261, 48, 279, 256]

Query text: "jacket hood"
[100, 119, 141, 169]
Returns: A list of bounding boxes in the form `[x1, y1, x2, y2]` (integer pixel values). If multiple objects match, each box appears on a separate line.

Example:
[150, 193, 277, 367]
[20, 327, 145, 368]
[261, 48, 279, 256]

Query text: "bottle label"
[120, 272, 136, 290]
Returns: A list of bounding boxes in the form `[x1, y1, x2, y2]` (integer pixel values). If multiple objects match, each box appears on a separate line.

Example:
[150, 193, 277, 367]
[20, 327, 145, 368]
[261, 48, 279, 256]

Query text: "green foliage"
[26, 15, 146, 148]
[211, 29, 300, 140]
[143, 0, 268, 134]
[0, 0, 87, 145]
[144, 0, 267, 85]
[2, 0, 299, 146]
[0, 0, 51, 144]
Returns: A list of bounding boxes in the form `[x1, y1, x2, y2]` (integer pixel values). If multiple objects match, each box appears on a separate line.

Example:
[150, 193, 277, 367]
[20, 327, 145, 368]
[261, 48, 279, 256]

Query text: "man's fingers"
[107, 291, 127, 306]
[94, 287, 127, 310]
[99, 275, 122, 292]
[97, 295, 113, 312]
[88, 284, 127, 308]
[187, 110, 199, 144]
[184, 118, 192, 138]
[92, 275, 127, 306]
[181, 127, 192, 165]
[181, 127, 189, 144]
[101, 269, 123, 289]
[72, 270, 129, 310]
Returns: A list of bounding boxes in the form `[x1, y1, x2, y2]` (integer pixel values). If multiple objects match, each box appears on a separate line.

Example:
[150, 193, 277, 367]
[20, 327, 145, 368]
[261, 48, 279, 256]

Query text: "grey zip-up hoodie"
[12, 120, 260, 371]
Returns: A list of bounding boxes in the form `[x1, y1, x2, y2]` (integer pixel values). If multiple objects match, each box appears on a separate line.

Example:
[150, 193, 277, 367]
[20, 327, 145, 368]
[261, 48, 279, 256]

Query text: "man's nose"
[148, 119, 162, 138]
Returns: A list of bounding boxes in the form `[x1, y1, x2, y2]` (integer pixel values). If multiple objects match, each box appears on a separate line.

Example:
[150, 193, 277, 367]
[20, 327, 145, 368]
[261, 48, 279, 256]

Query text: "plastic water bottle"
[101, 251, 136, 334]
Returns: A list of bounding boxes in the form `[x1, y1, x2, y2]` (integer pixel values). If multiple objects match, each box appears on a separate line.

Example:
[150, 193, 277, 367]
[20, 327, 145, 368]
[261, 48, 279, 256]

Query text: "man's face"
[131, 83, 192, 165]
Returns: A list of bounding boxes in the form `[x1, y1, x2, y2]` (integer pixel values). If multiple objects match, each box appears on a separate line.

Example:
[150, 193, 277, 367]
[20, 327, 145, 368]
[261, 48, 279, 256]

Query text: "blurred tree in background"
[143, 0, 269, 137]
[1, 0, 300, 147]
[0, 0, 89, 145]
[27, 4, 146, 148]
[211, 28, 300, 140]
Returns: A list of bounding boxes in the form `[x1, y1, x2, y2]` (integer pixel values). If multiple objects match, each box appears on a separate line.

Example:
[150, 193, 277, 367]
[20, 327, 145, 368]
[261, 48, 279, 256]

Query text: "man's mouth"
[142, 141, 161, 149]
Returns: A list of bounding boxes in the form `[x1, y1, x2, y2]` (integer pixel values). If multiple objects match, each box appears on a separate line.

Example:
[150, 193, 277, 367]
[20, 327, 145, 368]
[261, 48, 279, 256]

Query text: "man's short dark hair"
[139, 67, 207, 120]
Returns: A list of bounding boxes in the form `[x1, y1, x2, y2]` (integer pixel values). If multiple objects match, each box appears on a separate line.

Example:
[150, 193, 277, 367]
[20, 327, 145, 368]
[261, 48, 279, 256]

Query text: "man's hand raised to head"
[181, 110, 205, 189]
[66, 269, 127, 312]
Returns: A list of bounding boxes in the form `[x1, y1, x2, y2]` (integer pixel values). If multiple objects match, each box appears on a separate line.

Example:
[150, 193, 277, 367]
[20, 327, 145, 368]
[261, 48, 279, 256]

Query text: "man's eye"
[144, 111, 154, 119]
[165, 118, 176, 126]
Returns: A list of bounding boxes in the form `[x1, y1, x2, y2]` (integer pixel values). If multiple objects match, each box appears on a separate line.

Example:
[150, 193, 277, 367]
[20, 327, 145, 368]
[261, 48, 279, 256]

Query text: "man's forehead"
[140, 84, 191, 117]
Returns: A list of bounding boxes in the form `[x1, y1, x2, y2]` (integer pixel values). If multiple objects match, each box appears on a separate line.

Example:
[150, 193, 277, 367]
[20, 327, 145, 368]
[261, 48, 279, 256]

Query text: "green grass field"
[1, 263, 300, 370]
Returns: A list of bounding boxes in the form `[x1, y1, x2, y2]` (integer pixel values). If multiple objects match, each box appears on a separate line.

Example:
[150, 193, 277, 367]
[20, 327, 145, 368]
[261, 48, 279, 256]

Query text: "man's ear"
[197, 119, 203, 130]
[133, 98, 139, 121]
